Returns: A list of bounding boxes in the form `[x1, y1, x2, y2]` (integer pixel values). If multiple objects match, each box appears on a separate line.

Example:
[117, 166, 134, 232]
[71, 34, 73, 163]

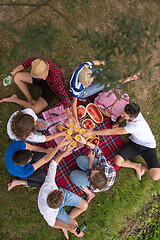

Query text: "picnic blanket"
[39, 96, 124, 196]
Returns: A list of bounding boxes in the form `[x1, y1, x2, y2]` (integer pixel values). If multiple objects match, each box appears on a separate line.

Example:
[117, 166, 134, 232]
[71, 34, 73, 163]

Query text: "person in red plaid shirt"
[70, 136, 116, 203]
[0, 57, 75, 124]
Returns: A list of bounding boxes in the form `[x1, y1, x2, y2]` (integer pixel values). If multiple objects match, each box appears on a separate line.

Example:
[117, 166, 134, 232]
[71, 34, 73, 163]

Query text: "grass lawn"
[0, 0, 160, 239]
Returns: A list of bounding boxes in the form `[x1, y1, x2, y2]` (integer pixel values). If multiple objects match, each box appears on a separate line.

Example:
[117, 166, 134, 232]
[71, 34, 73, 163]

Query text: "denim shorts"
[56, 188, 82, 224]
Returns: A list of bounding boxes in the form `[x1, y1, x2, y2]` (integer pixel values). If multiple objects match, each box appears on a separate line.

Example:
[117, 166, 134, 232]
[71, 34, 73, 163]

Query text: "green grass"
[0, 0, 160, 239]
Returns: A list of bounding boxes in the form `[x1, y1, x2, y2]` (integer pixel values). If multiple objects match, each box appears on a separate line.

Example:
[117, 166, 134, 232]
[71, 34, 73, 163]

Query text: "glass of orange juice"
[69, 123, 74, 129]
[67, 129, 73, 135]
[80, 128, 86, 134]
[72, 141, 77, 147]
[75, 135, 81, 141]
[75, 126, 80, 132]
[66, 135, 72, 141]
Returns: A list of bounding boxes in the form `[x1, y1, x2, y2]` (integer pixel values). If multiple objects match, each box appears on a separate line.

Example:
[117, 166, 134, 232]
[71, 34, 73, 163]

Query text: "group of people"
[1, 57, 160, 239]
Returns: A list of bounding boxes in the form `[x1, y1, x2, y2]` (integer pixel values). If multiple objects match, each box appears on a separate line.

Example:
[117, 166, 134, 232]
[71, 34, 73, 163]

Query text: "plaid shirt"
[87, 145, 116, 192]
[21, 57, 70, 109]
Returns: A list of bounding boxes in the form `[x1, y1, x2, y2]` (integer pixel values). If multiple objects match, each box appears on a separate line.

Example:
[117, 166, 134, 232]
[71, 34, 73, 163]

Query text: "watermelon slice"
[86, 103, 103, 123]
[77, 105, 86, 119]
[82, 118, 95, 129]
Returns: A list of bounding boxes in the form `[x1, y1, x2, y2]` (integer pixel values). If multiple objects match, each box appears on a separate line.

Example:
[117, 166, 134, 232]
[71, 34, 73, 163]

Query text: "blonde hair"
[79, 64, 93, 85]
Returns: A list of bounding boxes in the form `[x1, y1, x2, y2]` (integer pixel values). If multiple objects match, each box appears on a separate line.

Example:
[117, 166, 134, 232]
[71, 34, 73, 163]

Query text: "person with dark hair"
[5, 138, 69, 191]
[70, 136, 116, 203]
[84, 103, 160, 181]
[7, 108, 66, 143]
[0, 57, 76, 124]
[38, 142, 88, 239]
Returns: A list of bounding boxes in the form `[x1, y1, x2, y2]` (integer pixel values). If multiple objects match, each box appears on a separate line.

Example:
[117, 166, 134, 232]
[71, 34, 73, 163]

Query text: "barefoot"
[62, 229, 69, 239]
[136, 164, 145, 181]
[8, 179, 26, 190]
[0, 94, 18, 103]
[86, 192, 95, 203]
[8, 179, 19, 191]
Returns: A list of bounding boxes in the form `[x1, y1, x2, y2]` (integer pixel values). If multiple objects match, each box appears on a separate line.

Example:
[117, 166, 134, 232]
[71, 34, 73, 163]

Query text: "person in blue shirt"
[6, 138, 69, 191]
[69, 60, 105, 127]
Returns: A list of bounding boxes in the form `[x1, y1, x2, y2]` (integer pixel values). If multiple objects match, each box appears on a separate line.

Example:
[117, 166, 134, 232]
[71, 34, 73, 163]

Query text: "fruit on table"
[82, 118, 95, 129]
[86, 103, 103, 123]
[77, 105, 86, 119]
[93, 139, 98, 144]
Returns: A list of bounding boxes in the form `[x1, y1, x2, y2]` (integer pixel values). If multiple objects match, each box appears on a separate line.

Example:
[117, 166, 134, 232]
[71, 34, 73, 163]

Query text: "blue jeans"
[70, 156, 98, 190]
[78, 82, 105, 99]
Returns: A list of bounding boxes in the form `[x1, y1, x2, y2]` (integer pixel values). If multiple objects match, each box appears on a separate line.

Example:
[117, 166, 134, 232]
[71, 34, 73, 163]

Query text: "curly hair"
[47, 189, 64, 209]
[11, 111, 35, 140]
[89, 166, 108, 190]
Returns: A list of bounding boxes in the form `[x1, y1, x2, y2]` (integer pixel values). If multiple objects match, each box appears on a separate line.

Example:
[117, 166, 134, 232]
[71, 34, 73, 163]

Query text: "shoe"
[3, 76, 12, 86]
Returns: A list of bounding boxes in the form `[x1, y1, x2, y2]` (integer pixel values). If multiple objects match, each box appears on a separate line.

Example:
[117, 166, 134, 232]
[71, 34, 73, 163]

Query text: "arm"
[32, 138, 72, 170]
[45, 131, 67, 142]
[25, 142, 49, 153]
[32, 145, 61, 171]
[53, 220, 72, 231]
[77, 135, 96, 150]
[11, 64, 24, 76]
[71, 96, 79, 126]
[65, 107, 77, 125]
[53, 142, 74, 163]
[88, 150, 95, 169]
[112, 116, 125, 129]
[84, 127, 129, 138]
[92, 60, 105, 66]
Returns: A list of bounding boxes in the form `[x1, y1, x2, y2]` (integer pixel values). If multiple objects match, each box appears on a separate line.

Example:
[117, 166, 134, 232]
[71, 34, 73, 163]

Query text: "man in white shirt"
[84, 103, 160, 181]
[38, 142, 88, 239]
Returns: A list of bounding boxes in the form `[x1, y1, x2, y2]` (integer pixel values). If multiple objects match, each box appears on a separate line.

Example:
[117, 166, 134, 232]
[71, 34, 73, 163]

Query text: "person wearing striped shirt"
[69, 60, 105, 126]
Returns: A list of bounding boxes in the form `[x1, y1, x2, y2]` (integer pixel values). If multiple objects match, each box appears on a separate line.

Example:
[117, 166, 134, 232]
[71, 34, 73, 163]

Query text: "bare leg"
[114, 155, 145, 180]
[0, 94, 19, 103]
[13, 72, 36, 103]
[83, 187, 95, 202]
[8, 179, 26, 191]
[0, 95, 48, 114]
[62, 199, 88, 239]
[148, 167, 160, 181]
[69, 198, 88, 219]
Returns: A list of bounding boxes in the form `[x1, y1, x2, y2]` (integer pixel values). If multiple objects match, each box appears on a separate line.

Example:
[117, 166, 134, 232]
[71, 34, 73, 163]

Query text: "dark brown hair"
[11, 111, 35, 140]
[47, 189, 64, 209]
[89, 167, 108, 190]
[124, 103, 140, 118]
[12, 149, 33, 165]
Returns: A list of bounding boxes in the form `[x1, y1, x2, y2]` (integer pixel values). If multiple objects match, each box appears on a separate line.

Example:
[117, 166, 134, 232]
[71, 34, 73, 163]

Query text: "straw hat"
[79, 64, 93, 84]
[30, 59, 49, 78]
